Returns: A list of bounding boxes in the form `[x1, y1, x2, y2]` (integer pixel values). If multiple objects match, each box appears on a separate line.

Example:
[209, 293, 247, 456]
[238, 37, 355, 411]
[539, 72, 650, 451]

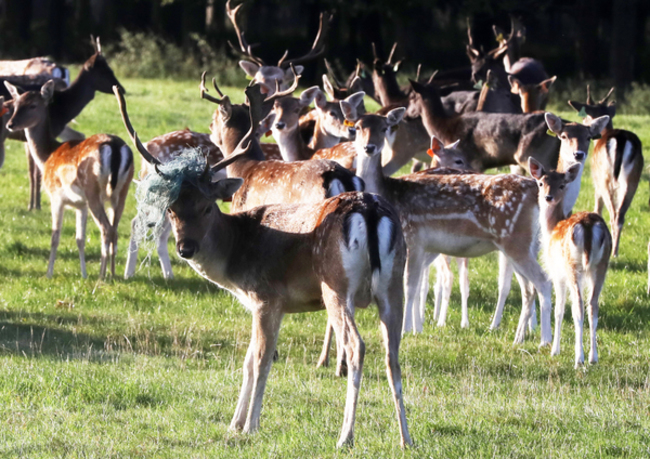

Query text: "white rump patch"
[341, 213, 368, 298]
[352, 176, 364, 192]
[327, 178, 345, 197]
[377, 216, 393, 255]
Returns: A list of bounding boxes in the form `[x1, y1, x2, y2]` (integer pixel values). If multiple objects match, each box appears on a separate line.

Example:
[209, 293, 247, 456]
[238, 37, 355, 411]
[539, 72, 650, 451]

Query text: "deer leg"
[317, 320, 333, 369]
[436, 255, 453, 327]
[86, 196, 112, 280]
[108, 186, 129, 278]
[647, 239, 650, 294]
[157, 218, 174, 279]
[568, 278, 585, 368]
[513, 272, 537, 332]
[75, 207, 88, 279]
[457, 257, 470, 328]
[403, 250, 426, 334]
[587, 265, 607, 365]
[375, 281, 412, 448]
[551, 279, 567, 357]
[322, 283, 365, 448]
[46, 198, 65, 278]
[594, 191, 603, 215]
[243, 309, 284, 434]
[508, 255, 552, 346]
[230, 337, 256, 431]
[124, 216, 139, 279]
[433, 259, 443, 321]
[612, 212, 624, 258]
[490, 251, 514, 330]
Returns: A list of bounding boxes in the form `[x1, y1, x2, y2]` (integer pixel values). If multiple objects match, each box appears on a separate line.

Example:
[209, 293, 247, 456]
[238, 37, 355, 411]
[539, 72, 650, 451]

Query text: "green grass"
[2, 77, 650, 458]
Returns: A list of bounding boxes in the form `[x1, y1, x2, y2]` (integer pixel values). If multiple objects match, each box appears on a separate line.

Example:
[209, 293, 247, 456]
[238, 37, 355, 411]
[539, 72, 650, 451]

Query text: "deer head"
[568, 86, 616, 130]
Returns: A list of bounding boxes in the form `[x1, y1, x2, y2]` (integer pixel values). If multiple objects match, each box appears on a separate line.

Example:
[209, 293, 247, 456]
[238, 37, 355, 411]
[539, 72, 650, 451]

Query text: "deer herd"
[1, 3, 647, 448]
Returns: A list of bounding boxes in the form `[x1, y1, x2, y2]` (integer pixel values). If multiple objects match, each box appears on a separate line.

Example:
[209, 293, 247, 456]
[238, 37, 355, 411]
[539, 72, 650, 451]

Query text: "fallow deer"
[226, 0, 330, 95]
[568, 86, 644, 258]
[201, 72, 363, 212]
[529, 157, 612, 368]
[6, 80, 133, 279]
[1, 36, 124, 210]
[118, 84, 412, 447]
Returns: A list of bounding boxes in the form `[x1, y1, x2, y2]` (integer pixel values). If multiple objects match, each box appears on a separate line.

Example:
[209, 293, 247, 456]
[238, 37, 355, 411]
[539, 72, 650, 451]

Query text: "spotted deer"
[529, 157, 612, 368]
[5, 80, 133, 279]
[568, 86, 644, 258]
[201, 73, 363, 212]
[1, 37, 124, 211]
[267, 86, 363, 166]
[118, 88, 412, 447]
[226, 0, 330, 95]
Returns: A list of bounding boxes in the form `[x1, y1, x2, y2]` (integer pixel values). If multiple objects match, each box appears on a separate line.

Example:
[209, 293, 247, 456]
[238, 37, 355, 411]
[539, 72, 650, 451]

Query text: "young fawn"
[529, 157, 612, 368]
[6, 80, 133, 279]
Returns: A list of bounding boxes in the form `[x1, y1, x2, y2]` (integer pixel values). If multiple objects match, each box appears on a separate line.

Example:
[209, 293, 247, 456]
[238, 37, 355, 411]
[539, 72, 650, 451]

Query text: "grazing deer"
[226, 0, 330, 95]
[118, 85, 412, 447]
[568, 86, 644, 258]
[6, 80, 133, 279]
[529, 157, 612, 368]
[1, 36, 124, 210]
[200, 72, 363, 212]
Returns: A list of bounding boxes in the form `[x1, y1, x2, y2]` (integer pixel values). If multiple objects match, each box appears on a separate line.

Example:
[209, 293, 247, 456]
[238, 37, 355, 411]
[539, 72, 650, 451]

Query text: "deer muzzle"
[574, 151, 586, 161]
[177, 240, 199, 259]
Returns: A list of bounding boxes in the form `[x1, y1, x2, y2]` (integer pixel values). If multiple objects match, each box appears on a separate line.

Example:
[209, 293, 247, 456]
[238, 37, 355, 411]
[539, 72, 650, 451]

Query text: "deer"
[117, 85, 412, 448]
[266, 86, 364, 167]
[201, 70, 364, 212]
[529, 157, 612, 368]
[226, 0, 330, 96]
[568, 86, 644, 258]
[318, 103, 554, 349]
[5, 80, 133, 279]
[1, 36, 124, 211]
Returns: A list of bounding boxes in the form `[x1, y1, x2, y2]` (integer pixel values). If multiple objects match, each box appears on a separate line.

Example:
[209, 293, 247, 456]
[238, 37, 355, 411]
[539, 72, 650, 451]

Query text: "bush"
[106, 29, 246, 85]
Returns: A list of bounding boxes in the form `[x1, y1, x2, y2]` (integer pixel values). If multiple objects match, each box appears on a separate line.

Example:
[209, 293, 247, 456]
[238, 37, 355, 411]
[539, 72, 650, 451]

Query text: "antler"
[599, 87, 615, 105]
[324, 58, 344, 89]
[90, 35, 102, 54]
[586, 84, 593, 105]
[200, 71, 228, 105]
[277, 11, 332, 68]
[262, 64, 301, 105]
[427, 69, 439, 85]
[112, 85, 161, 166]
[467, 17, 475, 48]
[387, 42, 398, 65]
[226, 0, 266, 66]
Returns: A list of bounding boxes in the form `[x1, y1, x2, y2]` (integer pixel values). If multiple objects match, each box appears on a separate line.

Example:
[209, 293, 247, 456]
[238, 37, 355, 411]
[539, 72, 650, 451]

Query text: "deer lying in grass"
[201, 73, 363, 212]
[1, 37, 124, 210]
[6, 80, 133, 279]
[568, 86, 644, 258]
[116, 85, 412, 448]
[529, 157, 612, 368]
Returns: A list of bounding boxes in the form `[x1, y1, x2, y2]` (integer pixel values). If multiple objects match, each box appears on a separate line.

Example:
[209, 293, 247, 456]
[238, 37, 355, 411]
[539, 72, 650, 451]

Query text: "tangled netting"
[133, 148, 208, 256]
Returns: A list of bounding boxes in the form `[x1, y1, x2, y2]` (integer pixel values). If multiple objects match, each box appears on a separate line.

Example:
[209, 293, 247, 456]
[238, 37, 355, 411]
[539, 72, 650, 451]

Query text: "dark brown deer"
[568, 86, 644, 258]
[118, 84, 412, 446]
[6, 80, 133, 279]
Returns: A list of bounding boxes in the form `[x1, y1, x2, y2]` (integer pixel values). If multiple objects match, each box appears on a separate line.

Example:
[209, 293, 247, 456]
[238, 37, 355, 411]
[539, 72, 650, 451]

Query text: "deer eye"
[538, 182, 543, 187]
[454, 160, 463, 165]
[205, 206, 212, 215]
[167, 208, 173, 214]
[329, 111, 338, 118]
[560, 133, 568, 140]
[559, 184, 565, 190]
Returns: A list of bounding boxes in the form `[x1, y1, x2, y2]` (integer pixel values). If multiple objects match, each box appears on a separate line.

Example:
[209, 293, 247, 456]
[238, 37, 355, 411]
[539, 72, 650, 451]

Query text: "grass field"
[1, 76, 650, 458]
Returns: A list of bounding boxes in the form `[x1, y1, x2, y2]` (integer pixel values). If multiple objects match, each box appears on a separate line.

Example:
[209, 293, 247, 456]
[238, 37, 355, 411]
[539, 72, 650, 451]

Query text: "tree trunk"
[611, 0, 637, 91]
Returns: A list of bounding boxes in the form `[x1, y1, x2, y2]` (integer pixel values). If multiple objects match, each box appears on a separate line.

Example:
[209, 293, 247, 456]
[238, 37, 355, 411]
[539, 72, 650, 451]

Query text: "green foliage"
[106, 30, 246, 86]
[1, 77, 650, 457]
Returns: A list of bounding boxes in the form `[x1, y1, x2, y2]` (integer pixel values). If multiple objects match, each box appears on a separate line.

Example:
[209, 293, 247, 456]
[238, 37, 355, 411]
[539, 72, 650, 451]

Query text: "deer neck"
[310, 117, 339, 150]
[356, 151, 387, 196]
[419, 93, 459, 144]
[225, 138, 265, 177]
[49, 68, 97, 135]
[540, 200, 568, 243]
[189, 209, 236, 285]
[275, 126, 313, 161]
[556, 161, 584, 217]
[24, 116, 62, 171]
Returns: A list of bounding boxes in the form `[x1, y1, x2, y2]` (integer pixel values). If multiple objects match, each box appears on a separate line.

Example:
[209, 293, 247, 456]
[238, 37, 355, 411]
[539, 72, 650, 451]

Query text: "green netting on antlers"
[133, 148, 207, 259]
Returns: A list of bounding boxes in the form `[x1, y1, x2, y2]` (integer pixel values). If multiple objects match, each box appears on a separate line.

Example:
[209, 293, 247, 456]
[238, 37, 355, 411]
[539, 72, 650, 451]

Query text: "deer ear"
[545, 112, 563, 135]
[386, 107, 405, 126]
[258, 112, 275, 136]
[565, 163, 581, 184]
[239, 61, 260, 78]
[340, 91, 365, 121]
[322, 75, 335, 99]
[429, 136, 444, 156]
[508, 75, 521, 94]
[217, 96, 232, 122]
[4, 81, 20, 100]
[41, 80, 56, 101]
[299, 86, 321, 107]
[287, 66, 304, 79]
[528, 157, 545, 180]
[209, 177, 244, 200]
[539, 76, 556, 92]
[588, 115, 610, 138]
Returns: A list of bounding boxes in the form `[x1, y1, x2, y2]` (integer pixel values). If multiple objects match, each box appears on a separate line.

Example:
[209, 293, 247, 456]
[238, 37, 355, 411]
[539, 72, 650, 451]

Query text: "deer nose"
[364, 144, 377, 154]
[274, 122, 286, 130]
[574, 151, 586, 161]
[545, 195, 553, 202]
[177, 240, 199, 259]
